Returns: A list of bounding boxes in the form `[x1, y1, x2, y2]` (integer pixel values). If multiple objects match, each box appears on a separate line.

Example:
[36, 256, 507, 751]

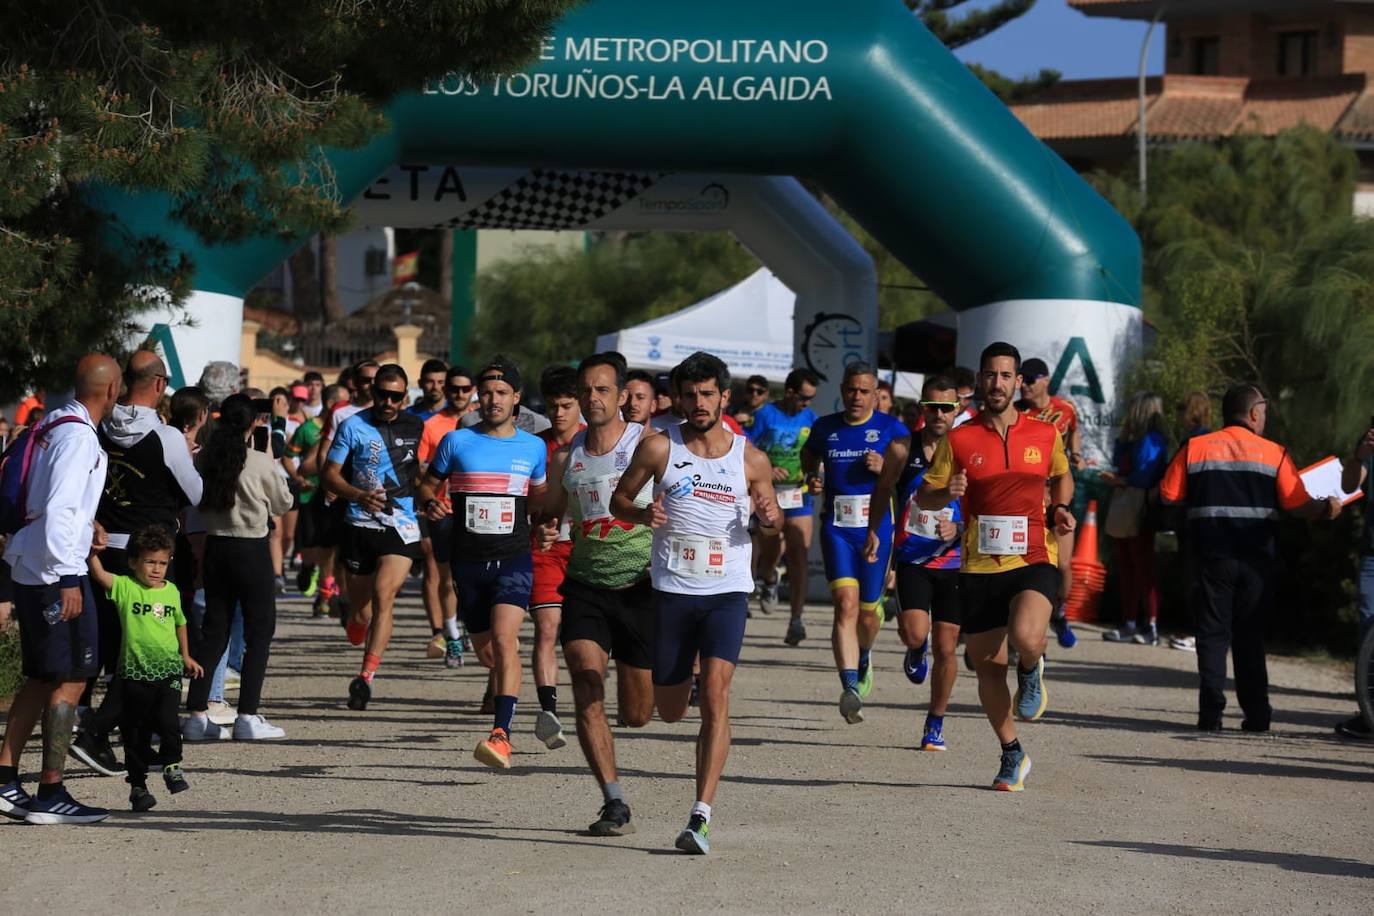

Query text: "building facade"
[1013, 1, 1374, 211]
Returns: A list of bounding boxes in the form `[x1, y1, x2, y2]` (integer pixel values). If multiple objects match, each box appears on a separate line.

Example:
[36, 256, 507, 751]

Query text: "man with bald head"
[69, 350, 204, 777]
[1, 354, 120, 824]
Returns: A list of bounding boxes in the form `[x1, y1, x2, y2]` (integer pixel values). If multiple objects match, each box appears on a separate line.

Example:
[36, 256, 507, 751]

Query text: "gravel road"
[3, 588, 1371, 913]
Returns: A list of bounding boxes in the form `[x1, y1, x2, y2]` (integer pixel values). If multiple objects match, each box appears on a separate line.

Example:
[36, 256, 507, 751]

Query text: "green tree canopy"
[0, 0, 576, 399]
[471, 232, 758, 378]
[1092, 126, 1367, 460]
[907, 1, 1059, 102]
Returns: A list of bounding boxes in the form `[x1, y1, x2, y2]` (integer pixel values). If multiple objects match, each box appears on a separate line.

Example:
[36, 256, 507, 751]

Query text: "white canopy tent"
[595, 267, 796, 382]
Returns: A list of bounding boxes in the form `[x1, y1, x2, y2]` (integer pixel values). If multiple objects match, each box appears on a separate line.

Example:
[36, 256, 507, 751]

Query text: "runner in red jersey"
[529, 366, 585, 750]
[920, 342, 1075, 792]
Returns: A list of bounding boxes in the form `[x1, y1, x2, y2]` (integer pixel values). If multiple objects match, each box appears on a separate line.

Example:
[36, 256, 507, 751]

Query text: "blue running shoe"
[920, 720, 947, 751]
[0, 780, 33, 821]
[992, 748, 1032, 791]
[904, 640, 930, 685]
[1051, 611, 1078, 649]
[675, 813, 710, 854]
[23, 788, 109, 824]
[1014, 655, 1048, 721]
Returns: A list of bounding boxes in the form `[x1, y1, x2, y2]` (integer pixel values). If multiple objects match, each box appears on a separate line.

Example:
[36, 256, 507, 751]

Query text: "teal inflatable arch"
[103, 0, 1141, 465]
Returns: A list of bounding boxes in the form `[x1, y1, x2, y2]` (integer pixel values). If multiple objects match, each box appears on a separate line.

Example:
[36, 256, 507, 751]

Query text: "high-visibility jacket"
[1159, 423, 1310, 560]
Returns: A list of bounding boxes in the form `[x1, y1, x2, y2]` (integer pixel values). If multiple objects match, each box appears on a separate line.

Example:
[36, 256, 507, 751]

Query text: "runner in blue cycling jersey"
[745, 368, 819, 638]
[866, 375, 963, 750]
[322, 364, 424, 713]
[801, 362, 910, 724]
[419, 356, 548, 769]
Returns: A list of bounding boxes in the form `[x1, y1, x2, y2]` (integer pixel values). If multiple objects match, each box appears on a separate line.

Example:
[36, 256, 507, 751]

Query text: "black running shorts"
[894, 563, 962, 626]
[959, 563, 1059, 634]
[342, 524, 422, 576]
[558, 575, 654, 669]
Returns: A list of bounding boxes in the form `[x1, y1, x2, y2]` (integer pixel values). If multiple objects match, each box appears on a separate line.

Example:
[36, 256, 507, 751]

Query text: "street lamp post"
[1139, 5, 1165, 205]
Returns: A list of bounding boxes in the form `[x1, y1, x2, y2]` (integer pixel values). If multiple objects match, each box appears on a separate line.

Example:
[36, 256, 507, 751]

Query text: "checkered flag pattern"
[439, 169, 663, 230]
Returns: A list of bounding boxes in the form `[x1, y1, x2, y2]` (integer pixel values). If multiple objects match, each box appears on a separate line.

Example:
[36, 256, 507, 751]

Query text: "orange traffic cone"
[1063, 499, 1107, 623]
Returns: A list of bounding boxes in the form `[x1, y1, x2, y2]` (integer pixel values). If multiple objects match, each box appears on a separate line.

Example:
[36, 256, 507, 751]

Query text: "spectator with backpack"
[69, 351, 203, 777]
[0, 354, 121, 824]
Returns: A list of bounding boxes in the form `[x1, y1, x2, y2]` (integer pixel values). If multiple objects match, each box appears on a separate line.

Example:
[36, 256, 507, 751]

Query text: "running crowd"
[0, 340, 1359, 852]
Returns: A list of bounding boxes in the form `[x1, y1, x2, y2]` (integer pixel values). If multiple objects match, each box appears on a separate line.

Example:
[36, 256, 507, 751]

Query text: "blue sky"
[953, 0, 1165, 80]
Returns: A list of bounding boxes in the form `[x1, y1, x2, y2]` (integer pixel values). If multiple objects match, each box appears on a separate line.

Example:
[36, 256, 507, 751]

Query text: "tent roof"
[595, 268, 795, 383]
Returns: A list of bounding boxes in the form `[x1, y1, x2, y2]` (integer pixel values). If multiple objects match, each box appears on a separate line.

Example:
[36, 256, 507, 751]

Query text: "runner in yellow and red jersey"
[919, 342, 1075, 792]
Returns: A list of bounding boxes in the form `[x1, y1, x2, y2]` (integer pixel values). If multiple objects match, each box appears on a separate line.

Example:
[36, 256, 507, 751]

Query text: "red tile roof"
[1010, 74, 1367, 142]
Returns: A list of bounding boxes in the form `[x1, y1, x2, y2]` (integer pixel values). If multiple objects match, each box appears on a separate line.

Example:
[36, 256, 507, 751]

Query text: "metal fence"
[258, 323, 451, 374]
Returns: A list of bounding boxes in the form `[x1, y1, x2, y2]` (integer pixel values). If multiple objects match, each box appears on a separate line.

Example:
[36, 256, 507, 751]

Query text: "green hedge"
[0, 623, 21, 703]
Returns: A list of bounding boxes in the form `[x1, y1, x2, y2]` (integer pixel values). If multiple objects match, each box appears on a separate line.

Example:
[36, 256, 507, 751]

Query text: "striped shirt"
[1159, 424, 1310, 560]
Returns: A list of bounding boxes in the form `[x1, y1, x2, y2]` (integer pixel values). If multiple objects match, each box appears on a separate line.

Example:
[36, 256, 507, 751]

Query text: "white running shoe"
[181, 714, 226, 742]
[206, 700, 237, 725]
[1169, 635, 1197, 651]
[233, 714, 286, 740]
[535, 710, 568, 749]
[759, 582, 779, 615]
[839, 688, 864, 725]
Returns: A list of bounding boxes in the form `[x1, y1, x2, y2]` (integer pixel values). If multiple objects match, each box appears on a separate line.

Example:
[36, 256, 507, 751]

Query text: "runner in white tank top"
[649, 425, 755, 595]
[610, 351, 781, 856]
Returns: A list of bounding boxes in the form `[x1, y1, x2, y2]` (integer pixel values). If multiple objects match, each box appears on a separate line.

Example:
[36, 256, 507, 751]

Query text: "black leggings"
[120, 677, 182, 787]
[188, 536, 277, 716]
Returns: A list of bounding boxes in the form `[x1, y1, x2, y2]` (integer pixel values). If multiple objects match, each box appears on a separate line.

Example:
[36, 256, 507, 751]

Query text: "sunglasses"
[921, 401, 960, 413]
[446, 384, 474, 394]
[747, 386, 768, 395]
[374, 389, 407, 404]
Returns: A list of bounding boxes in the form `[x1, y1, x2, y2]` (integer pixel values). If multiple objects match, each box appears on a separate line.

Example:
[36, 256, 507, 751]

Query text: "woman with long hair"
[1102, 391, 1170, 645]
[183, 394, 293, 740]
[1178, 391, 1212, 443]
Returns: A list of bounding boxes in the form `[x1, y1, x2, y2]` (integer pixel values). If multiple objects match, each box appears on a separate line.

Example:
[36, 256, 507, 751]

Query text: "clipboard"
[1299, 455, 1364, 506]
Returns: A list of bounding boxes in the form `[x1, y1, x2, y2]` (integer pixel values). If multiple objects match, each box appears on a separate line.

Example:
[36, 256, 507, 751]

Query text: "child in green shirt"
[89, 525, 203, 812]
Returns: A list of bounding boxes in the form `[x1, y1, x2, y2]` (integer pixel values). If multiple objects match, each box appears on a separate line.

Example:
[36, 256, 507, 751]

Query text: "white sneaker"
[182, 715, 226, 742]
[206, 700, 237, 726]
[534, 710, 567, 749]
[1169, 635, 1197, 651]
[233, 714, 286, 740]
[224, 668, 242, 687]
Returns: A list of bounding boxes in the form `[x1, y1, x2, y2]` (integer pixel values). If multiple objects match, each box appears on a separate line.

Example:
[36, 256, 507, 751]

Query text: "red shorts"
[530, 540, 572, 610]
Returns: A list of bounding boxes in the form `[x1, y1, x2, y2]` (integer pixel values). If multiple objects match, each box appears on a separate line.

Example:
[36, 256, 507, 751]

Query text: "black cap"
[477, 356, 522, 392]
[1020, 358, 1049, 381]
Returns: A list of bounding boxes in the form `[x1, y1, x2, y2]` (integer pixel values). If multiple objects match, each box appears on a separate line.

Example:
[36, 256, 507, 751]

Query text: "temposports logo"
[639, 182, 730, 213]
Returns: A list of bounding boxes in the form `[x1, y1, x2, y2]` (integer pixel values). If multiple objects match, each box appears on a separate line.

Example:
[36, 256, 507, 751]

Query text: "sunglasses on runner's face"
[374, 389, 407, 404]
[446, 383, 474, 394]
[748, 386, 768, 395]
[921, 401, 959, 413]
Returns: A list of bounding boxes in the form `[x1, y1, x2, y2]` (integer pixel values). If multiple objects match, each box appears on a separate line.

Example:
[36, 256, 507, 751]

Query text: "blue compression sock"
[493, 695, 517, 734]
[840, 669, 859, 692]
[858, 648, 872, 675]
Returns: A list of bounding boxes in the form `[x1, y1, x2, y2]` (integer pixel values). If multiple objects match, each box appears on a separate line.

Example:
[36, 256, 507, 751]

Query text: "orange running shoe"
[474, 728, 512, 769]
[344, 615, 367, 647]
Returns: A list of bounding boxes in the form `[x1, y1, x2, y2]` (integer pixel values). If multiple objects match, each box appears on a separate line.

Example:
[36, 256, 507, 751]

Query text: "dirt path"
[2, 589, 1371, 912]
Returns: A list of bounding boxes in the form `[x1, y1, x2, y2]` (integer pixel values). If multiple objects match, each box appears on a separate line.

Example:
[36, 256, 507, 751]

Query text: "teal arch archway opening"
[97, 0, 1140, 463]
